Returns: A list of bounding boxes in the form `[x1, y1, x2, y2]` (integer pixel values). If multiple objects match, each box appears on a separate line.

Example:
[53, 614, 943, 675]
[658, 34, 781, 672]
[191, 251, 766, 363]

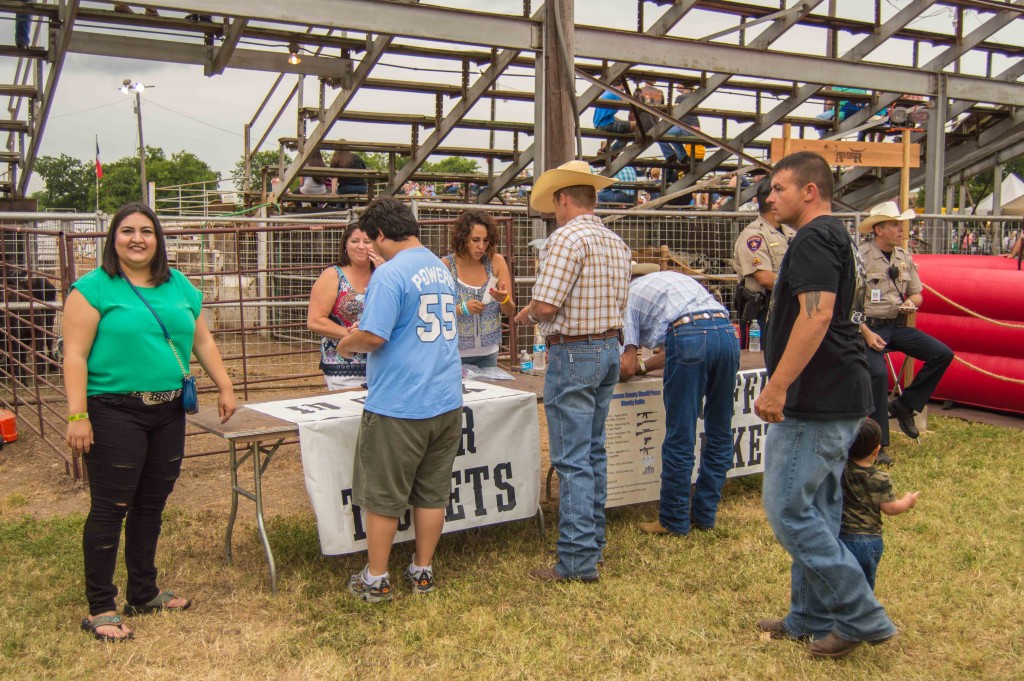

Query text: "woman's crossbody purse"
[120, 273, 199, 414]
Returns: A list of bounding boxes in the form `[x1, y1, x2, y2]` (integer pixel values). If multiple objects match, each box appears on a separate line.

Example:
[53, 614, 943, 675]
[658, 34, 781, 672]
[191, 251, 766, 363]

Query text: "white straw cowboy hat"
[857, 201, 916, 234]
[630, 262, 659, 277]
[530, 160, 616, 213]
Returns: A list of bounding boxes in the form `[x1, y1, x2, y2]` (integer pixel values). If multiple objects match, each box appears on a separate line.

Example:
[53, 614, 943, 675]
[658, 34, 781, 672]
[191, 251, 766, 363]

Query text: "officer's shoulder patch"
[746, 236, 763, 252]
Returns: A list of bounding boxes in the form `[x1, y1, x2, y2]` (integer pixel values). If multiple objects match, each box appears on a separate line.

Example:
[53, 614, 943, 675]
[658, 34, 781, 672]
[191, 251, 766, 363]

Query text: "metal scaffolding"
[0, 0, 1022, 210]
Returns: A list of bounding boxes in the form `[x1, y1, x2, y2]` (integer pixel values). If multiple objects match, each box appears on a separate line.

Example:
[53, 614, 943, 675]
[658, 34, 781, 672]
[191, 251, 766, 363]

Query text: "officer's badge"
[746, 236, 763, 252]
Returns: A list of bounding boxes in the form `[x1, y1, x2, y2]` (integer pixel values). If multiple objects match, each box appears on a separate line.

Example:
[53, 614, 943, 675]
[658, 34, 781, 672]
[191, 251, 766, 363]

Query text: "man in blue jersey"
[337, 197, 463, 603]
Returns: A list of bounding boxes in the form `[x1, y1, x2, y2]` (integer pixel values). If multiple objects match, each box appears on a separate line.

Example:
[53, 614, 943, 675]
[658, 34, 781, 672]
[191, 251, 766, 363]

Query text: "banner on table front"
[605, 369, 769, 508]
[296, 381, 541, 555]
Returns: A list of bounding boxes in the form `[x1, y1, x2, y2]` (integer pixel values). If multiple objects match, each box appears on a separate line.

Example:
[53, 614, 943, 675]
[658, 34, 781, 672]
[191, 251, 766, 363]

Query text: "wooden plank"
[770, 138, 920, 168]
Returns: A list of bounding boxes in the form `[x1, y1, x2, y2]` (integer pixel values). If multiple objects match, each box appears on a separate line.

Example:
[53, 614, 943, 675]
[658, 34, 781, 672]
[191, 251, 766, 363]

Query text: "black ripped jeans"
[83, 394, 185, 615]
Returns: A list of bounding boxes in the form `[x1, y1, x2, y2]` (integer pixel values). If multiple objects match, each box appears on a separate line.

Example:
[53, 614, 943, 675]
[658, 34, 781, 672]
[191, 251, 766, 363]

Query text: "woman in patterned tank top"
[444, 210, 516, 368]
[307, 223, 384, 389]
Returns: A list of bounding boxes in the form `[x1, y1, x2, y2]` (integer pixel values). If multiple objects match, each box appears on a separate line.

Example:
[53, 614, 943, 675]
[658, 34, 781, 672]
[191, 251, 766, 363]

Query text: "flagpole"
[95, 134, 100, 213]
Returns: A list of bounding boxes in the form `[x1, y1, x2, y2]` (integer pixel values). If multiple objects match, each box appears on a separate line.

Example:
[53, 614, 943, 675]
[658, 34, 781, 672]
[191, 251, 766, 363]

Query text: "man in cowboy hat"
[857, 201, 953, 462]
[618, 265, 740, 536]
[515, 160, 631, 583]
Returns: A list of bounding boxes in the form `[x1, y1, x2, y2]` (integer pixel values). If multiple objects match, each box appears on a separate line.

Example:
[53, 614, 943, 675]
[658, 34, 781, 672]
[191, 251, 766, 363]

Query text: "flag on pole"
[95, 136, 103, 179]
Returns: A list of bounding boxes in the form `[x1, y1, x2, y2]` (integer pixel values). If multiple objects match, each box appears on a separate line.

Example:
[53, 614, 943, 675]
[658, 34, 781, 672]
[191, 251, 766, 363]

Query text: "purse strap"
[119, 272, 192, 379]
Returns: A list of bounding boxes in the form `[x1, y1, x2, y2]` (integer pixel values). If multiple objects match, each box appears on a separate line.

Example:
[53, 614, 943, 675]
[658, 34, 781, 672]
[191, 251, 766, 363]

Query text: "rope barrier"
[951, 356, 1024, 385]
[921, 282, 1024, 329]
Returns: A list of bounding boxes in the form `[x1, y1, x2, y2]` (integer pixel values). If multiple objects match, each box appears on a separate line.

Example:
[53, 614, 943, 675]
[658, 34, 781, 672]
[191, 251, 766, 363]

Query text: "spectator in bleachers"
[443, 210, 515, 369]
[329, 148, 368, 196]
[664, 84, 704, 183]
[593, 84, 631, 152]
[298, 149, 329, 197]
[597, 159, 637, 205]
[307, 223, 384, 390]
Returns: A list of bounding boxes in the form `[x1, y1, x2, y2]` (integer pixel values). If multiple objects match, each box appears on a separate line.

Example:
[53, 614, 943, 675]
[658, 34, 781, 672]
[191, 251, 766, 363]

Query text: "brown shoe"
[809, 632, 861, 659]
[639, 520, 679, 535]
[529, 566, 598, 583]
[757, 618, 806, 642]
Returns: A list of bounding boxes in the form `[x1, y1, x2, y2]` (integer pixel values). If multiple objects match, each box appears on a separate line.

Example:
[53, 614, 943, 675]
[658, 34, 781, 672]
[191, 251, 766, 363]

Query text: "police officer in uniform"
[732, 178, 795, 348]
[857, 201, 953, 464]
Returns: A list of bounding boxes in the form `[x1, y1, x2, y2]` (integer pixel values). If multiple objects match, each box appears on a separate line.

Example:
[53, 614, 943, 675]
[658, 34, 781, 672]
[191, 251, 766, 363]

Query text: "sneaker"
[875, 447, 893, 466]
[348, 570, 392, 603]
[405, 565, 435, 594]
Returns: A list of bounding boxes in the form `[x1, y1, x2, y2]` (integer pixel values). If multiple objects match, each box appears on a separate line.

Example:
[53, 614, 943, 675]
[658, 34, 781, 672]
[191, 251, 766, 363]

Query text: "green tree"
[421, 157, 479, 175]
[34, 154, 94, 212]
[95, 146, 219, 212]
[232, 149, 292, 192]
[966, 157, 1024, 209]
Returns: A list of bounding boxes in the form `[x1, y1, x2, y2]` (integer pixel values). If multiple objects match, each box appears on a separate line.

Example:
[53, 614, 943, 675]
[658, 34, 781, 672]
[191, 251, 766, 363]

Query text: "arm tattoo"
[803, 291, 822, 318]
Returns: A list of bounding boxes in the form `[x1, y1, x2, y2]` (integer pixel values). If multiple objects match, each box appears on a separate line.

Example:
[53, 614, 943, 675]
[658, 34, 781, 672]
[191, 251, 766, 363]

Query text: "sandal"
[80, 614, 134, 642]
[123, 590, 191, 616]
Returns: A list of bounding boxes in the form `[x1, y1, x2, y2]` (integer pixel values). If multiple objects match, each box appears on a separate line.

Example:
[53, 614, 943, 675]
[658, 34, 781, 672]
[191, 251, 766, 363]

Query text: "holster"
[735, 285, 764, 323]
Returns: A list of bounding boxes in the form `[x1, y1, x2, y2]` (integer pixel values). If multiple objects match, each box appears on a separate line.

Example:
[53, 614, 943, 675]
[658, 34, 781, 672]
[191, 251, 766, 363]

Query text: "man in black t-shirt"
[753, 152, 897, 660]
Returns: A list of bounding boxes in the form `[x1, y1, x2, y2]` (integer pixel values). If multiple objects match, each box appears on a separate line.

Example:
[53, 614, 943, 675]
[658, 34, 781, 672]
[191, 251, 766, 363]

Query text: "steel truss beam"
[835, 0, 1024, 135]
[19, 0, 78, 197]
[68, 32, 352, 79]
[647, 0, 962, 207]
[477, 0, 701, 204]
[842, 113, 1024, 207]
[151, 0, 1021, 105]
[269, 33, 401, 202]
[605, 0, 823, 181]
[208, 18, 248, 76]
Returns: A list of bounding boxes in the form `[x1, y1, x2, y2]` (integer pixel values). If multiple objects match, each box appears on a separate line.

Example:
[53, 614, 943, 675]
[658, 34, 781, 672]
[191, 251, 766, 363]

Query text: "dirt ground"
[0, 406, 553, 522]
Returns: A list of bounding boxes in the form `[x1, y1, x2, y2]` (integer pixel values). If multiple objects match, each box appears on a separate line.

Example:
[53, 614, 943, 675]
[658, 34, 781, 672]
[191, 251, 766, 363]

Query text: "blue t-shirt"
[359, 246, 463, 419]
[592, 91, 622, 129]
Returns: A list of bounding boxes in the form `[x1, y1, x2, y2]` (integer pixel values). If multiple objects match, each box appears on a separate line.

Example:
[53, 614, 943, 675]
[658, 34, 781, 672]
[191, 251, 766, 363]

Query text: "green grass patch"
[0, 415, 1022, 679]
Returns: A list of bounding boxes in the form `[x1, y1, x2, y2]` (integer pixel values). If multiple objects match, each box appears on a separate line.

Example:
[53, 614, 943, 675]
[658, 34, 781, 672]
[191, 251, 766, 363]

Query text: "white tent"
[975, 173, 1024, 215]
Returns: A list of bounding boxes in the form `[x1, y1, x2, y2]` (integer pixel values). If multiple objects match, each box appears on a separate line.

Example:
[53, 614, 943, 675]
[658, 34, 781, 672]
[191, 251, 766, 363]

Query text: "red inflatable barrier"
[901, 255, 1024, 414]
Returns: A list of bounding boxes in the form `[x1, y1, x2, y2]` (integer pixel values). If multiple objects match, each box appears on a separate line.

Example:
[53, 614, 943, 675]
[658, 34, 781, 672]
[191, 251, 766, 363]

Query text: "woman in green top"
[63, 203, 237, 642]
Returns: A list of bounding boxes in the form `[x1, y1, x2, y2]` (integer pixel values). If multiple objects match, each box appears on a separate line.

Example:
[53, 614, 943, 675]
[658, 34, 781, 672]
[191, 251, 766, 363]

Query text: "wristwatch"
[638, 359, 647, 376]
[527, 310, 538, 324]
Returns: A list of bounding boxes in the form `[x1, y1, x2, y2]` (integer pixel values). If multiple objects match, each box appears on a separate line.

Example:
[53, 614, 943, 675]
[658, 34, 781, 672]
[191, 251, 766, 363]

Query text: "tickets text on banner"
[293, 382, 541, 555]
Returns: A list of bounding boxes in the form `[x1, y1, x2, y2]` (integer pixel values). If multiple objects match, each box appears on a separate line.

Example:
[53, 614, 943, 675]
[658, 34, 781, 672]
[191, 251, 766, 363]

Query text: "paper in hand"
[480, 274, 499, 304]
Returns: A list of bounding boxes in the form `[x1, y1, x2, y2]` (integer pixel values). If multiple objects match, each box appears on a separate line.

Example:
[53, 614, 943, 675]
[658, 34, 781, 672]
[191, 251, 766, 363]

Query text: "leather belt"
[671, 311, 729, 328]
[546, 329, 622, 347]
[865, 314, 907, 328]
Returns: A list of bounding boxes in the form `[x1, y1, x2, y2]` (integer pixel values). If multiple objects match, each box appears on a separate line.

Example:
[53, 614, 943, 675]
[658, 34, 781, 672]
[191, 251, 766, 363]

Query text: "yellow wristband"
[500, 293, 511, 304]
[67, 412, 89, 423]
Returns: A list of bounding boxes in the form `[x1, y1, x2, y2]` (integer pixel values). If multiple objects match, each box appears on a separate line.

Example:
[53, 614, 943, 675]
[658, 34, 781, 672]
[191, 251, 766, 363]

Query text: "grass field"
[1, 415, 1022, 680]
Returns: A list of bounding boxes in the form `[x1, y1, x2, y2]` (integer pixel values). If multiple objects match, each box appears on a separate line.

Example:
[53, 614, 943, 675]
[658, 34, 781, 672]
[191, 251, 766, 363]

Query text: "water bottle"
[748, 320, 762, 352]
[519, 349, 534, 374]
[532, 326, 546, 373]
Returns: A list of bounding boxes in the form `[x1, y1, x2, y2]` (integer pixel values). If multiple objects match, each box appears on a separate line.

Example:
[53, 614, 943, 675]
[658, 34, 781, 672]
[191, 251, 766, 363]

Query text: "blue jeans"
[660, 317, 739, 533]
[660, 127, 689, 163]
[16, 0, 30, 47]
[544, 336, 620, 580]
[597, 188, 634, 204]
[840, 533, 884, 591]
[763, 417, 897, 642]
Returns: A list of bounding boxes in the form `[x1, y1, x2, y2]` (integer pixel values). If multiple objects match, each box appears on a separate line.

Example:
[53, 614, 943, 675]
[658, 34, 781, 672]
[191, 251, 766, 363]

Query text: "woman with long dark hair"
[307, 222, 384, 388]
[329, 147, 369, 196]
[64, 203, 236, 642]
[444, 210, 515, 368]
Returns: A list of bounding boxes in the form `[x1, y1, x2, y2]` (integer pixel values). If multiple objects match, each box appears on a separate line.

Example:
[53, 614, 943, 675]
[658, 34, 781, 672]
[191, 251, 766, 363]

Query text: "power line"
[144, 100, 243, 136]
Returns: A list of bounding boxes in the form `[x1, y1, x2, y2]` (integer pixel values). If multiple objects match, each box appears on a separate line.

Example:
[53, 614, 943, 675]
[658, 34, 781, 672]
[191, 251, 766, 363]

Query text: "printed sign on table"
[294, 381, 541, 555]
[605, 369, 770, 508]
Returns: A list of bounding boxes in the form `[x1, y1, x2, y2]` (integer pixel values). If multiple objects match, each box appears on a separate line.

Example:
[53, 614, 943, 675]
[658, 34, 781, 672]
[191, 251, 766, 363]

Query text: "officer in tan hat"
[857, 201, 953, 463]
[515, 160, 631, 583]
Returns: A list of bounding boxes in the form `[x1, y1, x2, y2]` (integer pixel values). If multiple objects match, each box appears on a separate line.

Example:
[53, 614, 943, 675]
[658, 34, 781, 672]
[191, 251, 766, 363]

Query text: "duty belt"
[865, 314, 907, 328]
[546, 329, 622, 347]
[672, 311, 729, 328]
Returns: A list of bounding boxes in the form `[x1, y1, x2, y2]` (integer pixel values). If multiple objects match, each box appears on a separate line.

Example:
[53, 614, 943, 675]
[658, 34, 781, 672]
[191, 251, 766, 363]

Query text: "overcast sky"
[7, 0, 1014, 195]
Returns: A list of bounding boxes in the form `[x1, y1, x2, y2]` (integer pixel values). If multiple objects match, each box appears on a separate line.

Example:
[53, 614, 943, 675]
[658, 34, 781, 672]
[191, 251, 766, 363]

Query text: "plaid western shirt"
[533, 213, 631, 336]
